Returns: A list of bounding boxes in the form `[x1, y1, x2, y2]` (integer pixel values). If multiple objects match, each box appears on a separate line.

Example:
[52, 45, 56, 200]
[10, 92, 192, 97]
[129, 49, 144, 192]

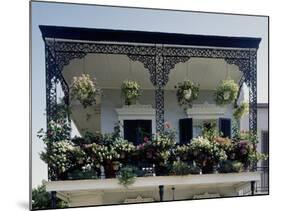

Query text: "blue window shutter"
[179, 118, 193, 144]
[219, 118, 231, 138]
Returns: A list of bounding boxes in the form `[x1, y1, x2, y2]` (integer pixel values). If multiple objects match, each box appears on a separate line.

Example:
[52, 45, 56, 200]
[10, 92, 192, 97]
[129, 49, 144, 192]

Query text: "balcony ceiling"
[62, 54, 242, 91]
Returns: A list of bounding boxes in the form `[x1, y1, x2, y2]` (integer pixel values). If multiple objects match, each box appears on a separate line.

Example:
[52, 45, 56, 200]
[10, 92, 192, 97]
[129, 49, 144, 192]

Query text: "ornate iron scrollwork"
[249, 50, 258, 134]
[127, 55, 156, 86]
[44, 39, 257, 136]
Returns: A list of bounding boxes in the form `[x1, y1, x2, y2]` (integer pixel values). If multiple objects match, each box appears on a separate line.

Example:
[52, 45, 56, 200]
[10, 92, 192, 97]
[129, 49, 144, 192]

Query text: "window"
[123, 120, 152, 145]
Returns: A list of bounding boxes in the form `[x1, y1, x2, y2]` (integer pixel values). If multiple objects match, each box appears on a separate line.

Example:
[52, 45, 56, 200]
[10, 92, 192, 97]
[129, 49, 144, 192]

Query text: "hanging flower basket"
[233, 102, 249, 120]
[214, 79, 239, 105]
[121, 80, 141, 105]
[70, 74, 101, 108]
[175, 80, 199, 108]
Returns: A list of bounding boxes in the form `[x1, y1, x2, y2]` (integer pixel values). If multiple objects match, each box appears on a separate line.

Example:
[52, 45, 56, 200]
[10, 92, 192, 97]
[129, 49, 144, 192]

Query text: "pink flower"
[164, 121, 171, 129]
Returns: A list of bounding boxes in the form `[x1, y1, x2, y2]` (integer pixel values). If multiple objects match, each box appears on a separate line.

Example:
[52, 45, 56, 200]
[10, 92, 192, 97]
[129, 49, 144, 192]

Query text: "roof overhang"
[39, 25, 261, 49]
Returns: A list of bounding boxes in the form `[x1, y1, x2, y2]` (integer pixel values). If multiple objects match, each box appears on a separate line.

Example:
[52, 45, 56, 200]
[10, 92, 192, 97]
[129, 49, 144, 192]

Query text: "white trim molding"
[115, 103, 156, 137]
[186, 101, 227, 119]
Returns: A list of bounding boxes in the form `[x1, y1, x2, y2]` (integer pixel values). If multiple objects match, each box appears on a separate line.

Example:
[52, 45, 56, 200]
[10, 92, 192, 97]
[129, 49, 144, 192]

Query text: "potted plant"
[175, 80, 200, 108]
[121, 80, 141, 105]
[112, 161, 120, 171]
[90, 143, 118, 178]
[175, 144, 190, 162]
[233, 102, 249, 120]
[138, 132, 176, 175]
[214, 79, 239, 105]
[188, 137, 227, 174]
[117, 166, 137, 187]
[70, 74, 101, 108]
[112, 137, 135, 162]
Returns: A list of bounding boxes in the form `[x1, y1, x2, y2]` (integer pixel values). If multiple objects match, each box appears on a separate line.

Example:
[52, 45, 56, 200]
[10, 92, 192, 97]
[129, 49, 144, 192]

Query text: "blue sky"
[31, 1, 268, 187]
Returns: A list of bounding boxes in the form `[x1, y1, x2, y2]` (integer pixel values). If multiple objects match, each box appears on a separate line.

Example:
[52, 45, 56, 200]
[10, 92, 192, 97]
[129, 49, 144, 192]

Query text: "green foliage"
[218, 160, 244, 173]
[214, 79, 239, 105]
[118, 166, 137, 187]
[170, 161, 200, 175]
[175, 80, 200, 108]
[70, 74, 101, 108]
[32, 180, 68, 209]
[201, 120, 221, 141]
[121, 80, 141, 105]
[67, 165, 98, 180]
[233, 102, 249, 120]
[248, 151, 268, 168]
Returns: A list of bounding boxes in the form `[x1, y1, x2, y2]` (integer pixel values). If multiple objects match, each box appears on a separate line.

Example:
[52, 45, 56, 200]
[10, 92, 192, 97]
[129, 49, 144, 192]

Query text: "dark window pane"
[219, 118, 231, 138]
[123, 120, 152, 145]
[179, 118, 193, 144]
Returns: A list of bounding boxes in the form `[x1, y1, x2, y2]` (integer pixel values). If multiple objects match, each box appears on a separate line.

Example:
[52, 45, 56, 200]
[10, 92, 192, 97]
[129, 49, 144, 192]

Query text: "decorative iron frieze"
[163, 47, 251, 59]
[225, 58, 250, 86]
[44, 39, 258, 136]
[249, 50, 258, 134]
[163, 56, 190, 86]
[128, 55, 156, 86]
[155, 88, 165, 132]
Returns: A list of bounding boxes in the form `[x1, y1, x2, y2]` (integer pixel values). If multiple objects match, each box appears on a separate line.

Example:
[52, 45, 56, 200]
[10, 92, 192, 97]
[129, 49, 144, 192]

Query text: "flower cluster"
[90, 143, 118, 165]
[37, 103, 71, 144]
[214, 79, 239, 105]
[233, 140, 253, 166]
[40, 140, 86, 179]
[138, 133, 176, 166]
[175, 145, 189, 161]
[175, 80, 200, 108]
[233, 102, 249, 120]
[121, 80, 141, 105]
[70, 74, 101, 108]
[189, 137, 227, 168]
[112, 138, 136, 160]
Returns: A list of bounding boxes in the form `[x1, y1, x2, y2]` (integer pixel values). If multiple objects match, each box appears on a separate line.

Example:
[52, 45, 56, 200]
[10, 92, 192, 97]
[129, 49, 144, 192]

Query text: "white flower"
[223, 91, 230, 100]
[183, 89, 192, 100]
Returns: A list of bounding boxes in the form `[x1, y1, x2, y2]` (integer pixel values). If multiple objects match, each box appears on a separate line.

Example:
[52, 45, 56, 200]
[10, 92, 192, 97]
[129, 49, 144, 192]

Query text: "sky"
[31, 1, 268, 188]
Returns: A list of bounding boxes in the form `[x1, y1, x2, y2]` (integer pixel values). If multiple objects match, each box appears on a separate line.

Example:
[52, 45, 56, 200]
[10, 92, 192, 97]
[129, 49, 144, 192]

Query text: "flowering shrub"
[214, 79, 239, 105]
[40, 140, 86, 179]
[90, 143, 117, 166]
[175, 145, 190, 161]
[214, 137, 235, 160]
[138, 133, 176, 168]
[189, 137, 227, 171]
[112, 138, 135, 160]
[70, 74, 100, 108]
[233, 140, 253, 167]
[121, 80, 141, 105]
[175, 80, 200, 108]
